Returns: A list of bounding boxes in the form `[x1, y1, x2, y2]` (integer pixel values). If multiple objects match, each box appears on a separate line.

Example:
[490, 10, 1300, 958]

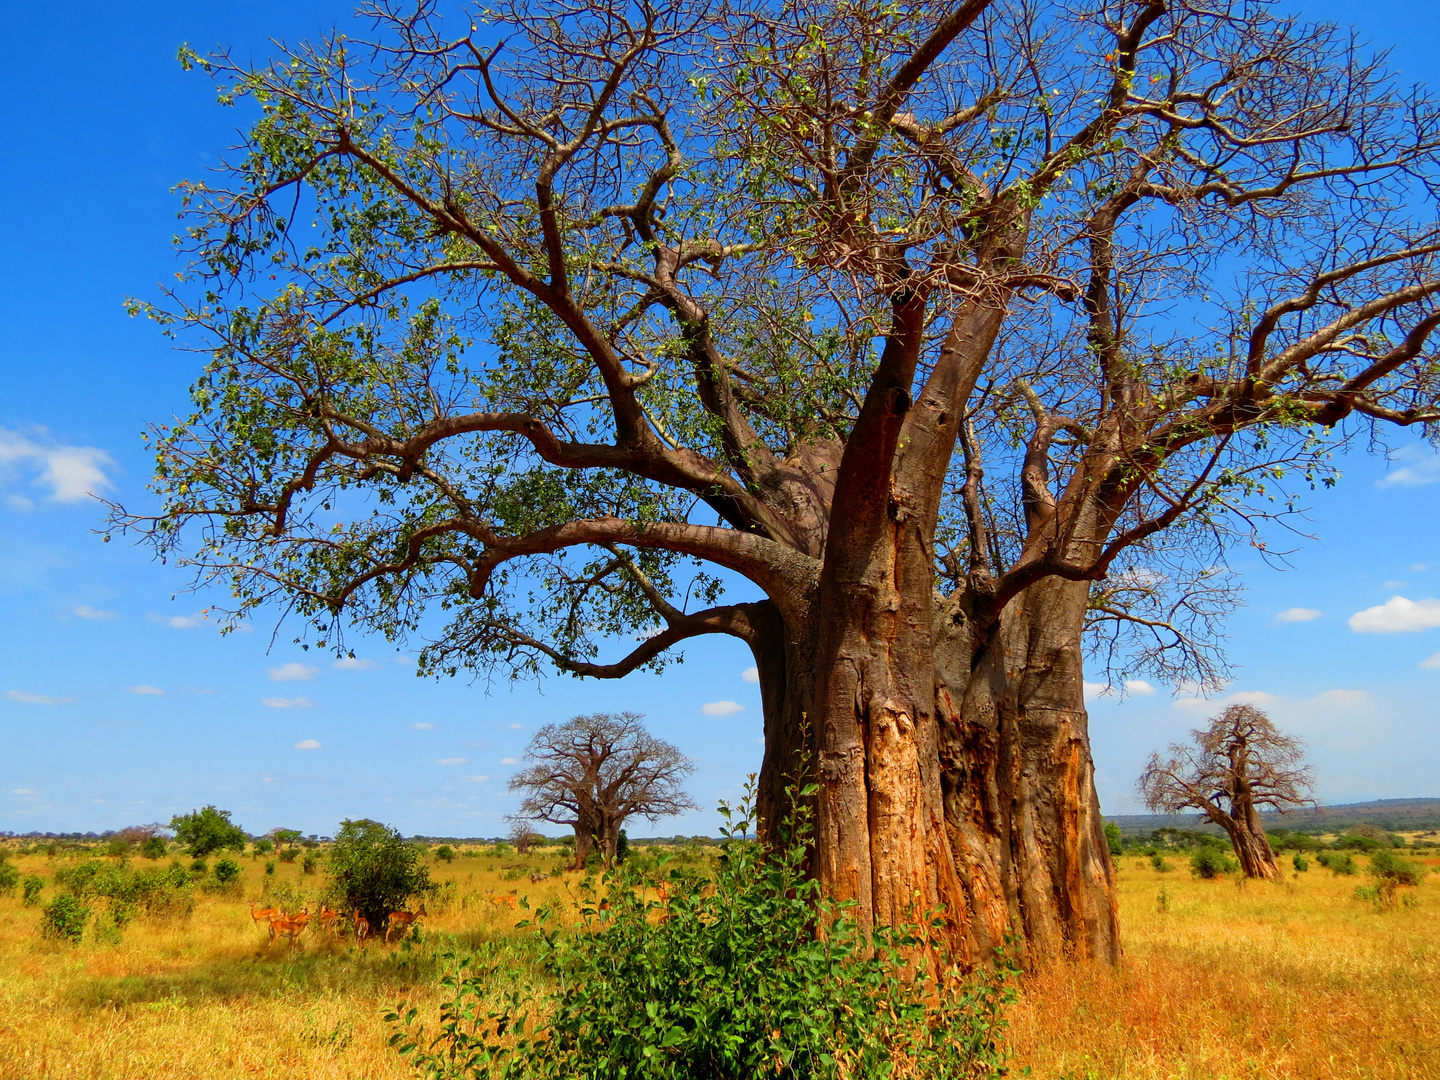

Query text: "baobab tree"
[509, 713, 696, 868]
[113, 0, 1440, 965]
[1139, 704, 1314, 880]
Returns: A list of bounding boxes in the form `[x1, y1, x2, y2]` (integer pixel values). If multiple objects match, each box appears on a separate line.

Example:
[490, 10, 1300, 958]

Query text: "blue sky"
[2, 0, 1438, 838]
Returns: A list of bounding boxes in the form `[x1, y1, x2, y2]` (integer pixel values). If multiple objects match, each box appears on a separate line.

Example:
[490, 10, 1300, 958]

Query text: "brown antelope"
[384, 903, 428, 943]
[249, 901, 281, 929]
[485, 891, 518, 909]
[354, 910, 371, 944]
[268, 907, 311, 947]
[316, 903, 343, 936]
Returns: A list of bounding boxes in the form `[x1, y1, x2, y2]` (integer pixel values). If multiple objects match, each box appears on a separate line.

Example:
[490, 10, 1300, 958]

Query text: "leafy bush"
[279, 848, 298, 863]
[387, 781, 1015, 1080]
[22, 875, 45, 906]
[1367, 849, 1423, 887]
[170, 805, 248, 857]
[488, 843, 513, 859]
[326, 818, 432, 929]
[190, 858, 209, 875]
[1190, 848, 1238, 879]
[615, 830, 630, 864]
[434, 845, 456, 863]
[214, 858, 242, 884]
[1150, 854, 1173, 873]
[302, 852, 320, 876]
[265, 860, 276, 875]
[140, 836, 168, 859]
[252, 838, 275, 856]
[41, 895, 91, 943]
[1104, 822, 1123, 856]
[0, 861, 20, 896]
[1316, 852, 1358, 876]
[1292, 854, 1309, 872]
[52, 859, 195, 926]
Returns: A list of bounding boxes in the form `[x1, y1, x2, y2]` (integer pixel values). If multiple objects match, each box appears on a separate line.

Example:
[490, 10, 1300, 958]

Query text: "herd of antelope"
[249, 900, 427, 947]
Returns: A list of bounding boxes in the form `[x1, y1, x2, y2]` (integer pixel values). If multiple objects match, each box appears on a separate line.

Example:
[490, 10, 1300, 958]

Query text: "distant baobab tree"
[1139, 704, 1314, 880]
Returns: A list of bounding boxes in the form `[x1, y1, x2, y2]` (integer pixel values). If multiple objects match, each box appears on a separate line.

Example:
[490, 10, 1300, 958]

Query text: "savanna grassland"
[0, 843, 1436, 1080]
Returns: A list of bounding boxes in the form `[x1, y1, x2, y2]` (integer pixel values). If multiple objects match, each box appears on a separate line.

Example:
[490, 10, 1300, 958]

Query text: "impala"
[268, 907, 310, 947]
[354, 910, 370, 944]
[249, 901, 281, 929]
[384, 903, 428, 943]
[485, 891, 518, 909]
[316, 903, 343, 936]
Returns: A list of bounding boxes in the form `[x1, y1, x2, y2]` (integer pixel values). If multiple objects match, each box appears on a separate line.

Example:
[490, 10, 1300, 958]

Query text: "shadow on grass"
[66, 928, 537, 1009]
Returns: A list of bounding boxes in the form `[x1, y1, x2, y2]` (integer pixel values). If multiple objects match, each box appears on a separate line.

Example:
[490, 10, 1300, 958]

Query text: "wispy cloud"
[410, 722, 435, 731]
[702, 700, 745, 716]
[293, 738, 321, 750]
[1376, 444, 1440, 489]
[73, 604, 116, 620]
[1312, 689, 1367, 707]
[263, 696, 313, 709]
[1124, 679, 1156, 696]
[0, 426, 115, 503]
[463, 775, 490, 783]
[437, 757, 468, 766]
[500, 757, 518, 765]
[128, 685, 164, 696]
[1175, 689, 1276, 711]
[333, 657, 378, 670]
[507, 722, 523, 730]
[267, 662, 317, 682]
[1421, 651, 1440, 670]
[148, 612, 208, 630]
[741, 666, 760, 684]
[1275, 607, 1322, 623]
[1348, 596, 1440, 633]
[12, 788, 37, 796]
[6, 690, 74, 705]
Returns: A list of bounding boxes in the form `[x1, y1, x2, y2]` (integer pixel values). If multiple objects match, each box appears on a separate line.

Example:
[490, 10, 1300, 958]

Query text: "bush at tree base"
[326, 818, 433, 928]
[1367, 849, 1424, 887]
[1316, 852, 1358, 876]
[1190, 848, 1239, 879]
[140, 836, 168, 859]
[385, 780, 1016, 1080]
[22, 875, 45, 906]
[0, 861, 19, 896]
[41, 895, 91, 944]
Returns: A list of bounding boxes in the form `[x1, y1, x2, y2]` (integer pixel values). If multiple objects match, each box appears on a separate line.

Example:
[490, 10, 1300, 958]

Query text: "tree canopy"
[325, 817, 432, 927]
[170, 805, 249, 857]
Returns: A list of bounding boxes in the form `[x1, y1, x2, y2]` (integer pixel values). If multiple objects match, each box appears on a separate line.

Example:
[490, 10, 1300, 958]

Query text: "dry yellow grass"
[0, 847, 1435, 1079]
[1008, 853, 1440, 1080]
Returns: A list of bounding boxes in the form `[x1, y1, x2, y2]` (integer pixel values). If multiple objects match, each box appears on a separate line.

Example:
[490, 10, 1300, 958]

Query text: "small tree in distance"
[169, 805, 248, 858]
[1139, 705, 1314, 881]
[510, 713, 696, 869]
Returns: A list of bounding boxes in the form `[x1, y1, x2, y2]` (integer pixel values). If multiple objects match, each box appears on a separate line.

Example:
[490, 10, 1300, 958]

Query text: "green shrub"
[190, 858, 209, 875]
[1367, 849, 1423, 887]
[1104, 822, 1123, 856]
[1190, 848, 1237, 879]
[0, 861, 20, 896]
[489, 843, 513, 859]
[434, 845, 456, 863]
[302, 853, 320, 876]
[214, 858, 242, 884]
[40, 895, 91, 943]
[252, 838, 275, 856]
[1293, 854, 1309, 872]
[140, 836, 168, 859]
[1317, 852, 1357, 876]
[279, 848, 298, 863]
[387, 781, 1015, 1080]
[22, 875, 45, 906]
[170, 805, 248, 857]
[265, 860, 276, 875]
[615, 830, 630, 864]
[325, 818, 432, 929]
[1150, 853, 1173, 873]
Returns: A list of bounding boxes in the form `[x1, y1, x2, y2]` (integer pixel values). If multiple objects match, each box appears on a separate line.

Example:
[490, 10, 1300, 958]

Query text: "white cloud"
[149, 612, 207, 629]
[1082, 681, 1109, 702]
[741, 666, 760, 684]
[0, 426, 116, 503]
[267, 662, 317, 682]
[395, 654, 417, 665]
[436, 757, 468, 766]
[1123, 679, 1156, 696]
[1230, 690, 1278, 706]
[5, 690, 74, 705]
[263, 696, 313, 709]
[1410, 563, 1432, 573]
[1376, 444, 1440, 489]
[12, 788, 37, 796]
[293, 738, 321, 750]
[702, 700, 745, 716]
[1348, 596, 1440, 633]
[508, 723, 523, 730]
[1313, 689, 1367, 707]
[1384, 580, 1407, 589]
[1275, 607, 1322, 623]
[1421, 652, 1440, 670]
[410, 722, 435, 730]
[128, 685, 164, 696]
[462, 775, 490, 783]
[73, 604, 116, 620]
[500, 757, 519, 765]
[333, 657, 378, 670]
